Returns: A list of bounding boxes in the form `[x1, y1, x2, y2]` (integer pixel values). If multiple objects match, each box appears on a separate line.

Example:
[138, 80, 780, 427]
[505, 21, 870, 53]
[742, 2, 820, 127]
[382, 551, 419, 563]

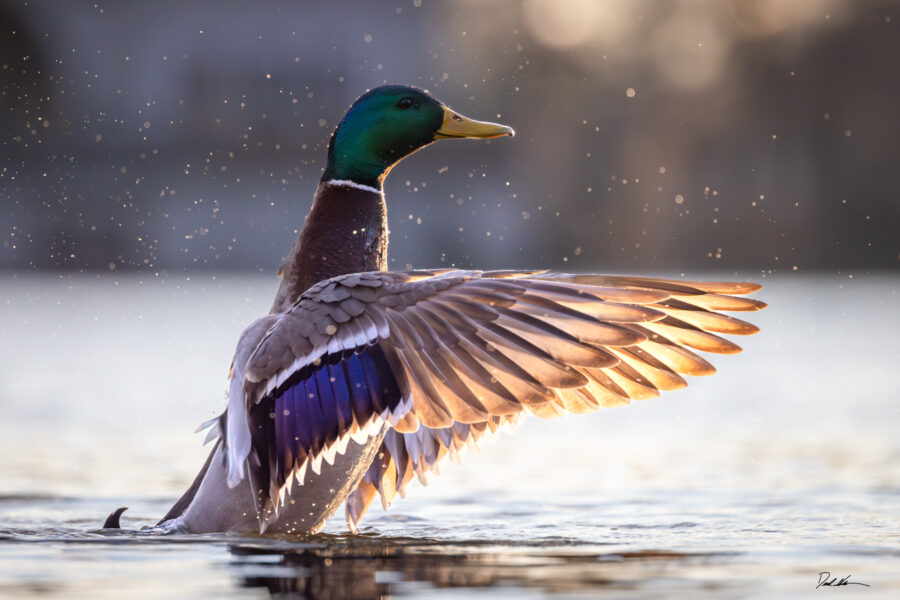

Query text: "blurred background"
[2, 0, 897, 275]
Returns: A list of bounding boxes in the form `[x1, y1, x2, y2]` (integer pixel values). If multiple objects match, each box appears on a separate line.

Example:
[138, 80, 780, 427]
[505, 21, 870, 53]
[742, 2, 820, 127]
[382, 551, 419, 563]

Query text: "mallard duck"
[155, 85, 765, 534]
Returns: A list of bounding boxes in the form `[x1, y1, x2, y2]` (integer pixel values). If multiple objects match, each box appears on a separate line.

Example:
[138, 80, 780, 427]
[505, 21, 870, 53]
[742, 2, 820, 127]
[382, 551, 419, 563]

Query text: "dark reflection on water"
[0, 522, 731, 598]
[226, 535, 726, 598]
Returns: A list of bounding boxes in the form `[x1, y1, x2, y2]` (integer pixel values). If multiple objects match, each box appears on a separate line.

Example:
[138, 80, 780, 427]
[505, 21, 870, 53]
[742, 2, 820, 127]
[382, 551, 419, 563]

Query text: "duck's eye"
[397, 97, 414, 109]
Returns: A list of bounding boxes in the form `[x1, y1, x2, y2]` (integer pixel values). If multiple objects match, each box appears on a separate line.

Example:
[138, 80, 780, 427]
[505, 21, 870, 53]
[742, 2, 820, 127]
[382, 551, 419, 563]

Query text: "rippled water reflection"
[1, 273, 898, 598]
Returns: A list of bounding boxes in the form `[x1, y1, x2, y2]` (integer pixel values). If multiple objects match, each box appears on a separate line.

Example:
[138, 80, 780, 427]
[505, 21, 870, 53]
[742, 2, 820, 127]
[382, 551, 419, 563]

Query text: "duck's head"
[322, 85, 514, 190]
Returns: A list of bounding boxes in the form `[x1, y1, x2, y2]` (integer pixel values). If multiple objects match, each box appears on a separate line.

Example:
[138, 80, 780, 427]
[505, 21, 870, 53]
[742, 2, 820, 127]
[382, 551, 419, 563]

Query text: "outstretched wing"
[232, 269, 765, 523]
[340, 272, 767, 529]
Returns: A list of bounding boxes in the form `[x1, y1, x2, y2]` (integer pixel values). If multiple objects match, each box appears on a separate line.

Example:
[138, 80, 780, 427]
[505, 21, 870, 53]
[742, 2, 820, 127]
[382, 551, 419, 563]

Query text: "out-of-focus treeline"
[1, 0, 897, 274]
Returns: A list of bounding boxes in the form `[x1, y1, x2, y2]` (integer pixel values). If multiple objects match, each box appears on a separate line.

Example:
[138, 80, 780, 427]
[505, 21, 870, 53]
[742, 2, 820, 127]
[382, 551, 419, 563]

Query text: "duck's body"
[157, 86, 765, 535]
[163, 180, 392, 534]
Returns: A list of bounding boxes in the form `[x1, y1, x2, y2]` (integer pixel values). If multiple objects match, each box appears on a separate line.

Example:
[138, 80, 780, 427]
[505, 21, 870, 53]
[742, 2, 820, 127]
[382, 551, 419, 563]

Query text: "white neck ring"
[323, 179, 382, 195]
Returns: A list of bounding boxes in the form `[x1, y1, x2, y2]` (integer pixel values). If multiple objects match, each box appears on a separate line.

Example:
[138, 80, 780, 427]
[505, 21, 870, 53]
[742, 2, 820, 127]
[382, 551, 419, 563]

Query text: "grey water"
[0, 272, 898, 598]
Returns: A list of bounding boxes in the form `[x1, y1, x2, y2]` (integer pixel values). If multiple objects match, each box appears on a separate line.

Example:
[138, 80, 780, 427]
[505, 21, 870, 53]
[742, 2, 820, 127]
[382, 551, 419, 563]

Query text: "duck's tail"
[102, 506, 128, 529]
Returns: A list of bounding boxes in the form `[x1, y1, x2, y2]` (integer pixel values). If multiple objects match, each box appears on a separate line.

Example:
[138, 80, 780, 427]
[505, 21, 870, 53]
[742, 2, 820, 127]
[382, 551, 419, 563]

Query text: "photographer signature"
[817, 572, 870, 589]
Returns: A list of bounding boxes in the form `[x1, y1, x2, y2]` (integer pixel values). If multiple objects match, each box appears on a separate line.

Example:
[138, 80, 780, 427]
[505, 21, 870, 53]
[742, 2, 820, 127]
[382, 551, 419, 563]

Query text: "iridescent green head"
[322, 85, 514, 190]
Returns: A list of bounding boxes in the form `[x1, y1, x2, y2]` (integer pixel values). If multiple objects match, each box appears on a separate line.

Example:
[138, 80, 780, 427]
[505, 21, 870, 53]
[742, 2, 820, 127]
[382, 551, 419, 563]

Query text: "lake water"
[0, 272, 898, 598]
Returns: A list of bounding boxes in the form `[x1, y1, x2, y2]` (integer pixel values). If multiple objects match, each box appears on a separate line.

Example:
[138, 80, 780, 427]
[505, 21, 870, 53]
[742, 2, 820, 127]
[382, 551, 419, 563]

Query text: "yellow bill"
[434, 107, 515, 139]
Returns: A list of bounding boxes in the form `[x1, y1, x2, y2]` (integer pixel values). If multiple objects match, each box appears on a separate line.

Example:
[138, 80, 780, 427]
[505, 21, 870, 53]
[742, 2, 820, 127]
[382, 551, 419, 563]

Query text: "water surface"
[1, 272, 898, 598]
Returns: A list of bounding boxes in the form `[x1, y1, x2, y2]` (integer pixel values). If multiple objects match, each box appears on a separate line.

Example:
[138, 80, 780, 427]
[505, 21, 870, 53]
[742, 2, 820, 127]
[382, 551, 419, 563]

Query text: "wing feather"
[229, 269, 763, 528]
